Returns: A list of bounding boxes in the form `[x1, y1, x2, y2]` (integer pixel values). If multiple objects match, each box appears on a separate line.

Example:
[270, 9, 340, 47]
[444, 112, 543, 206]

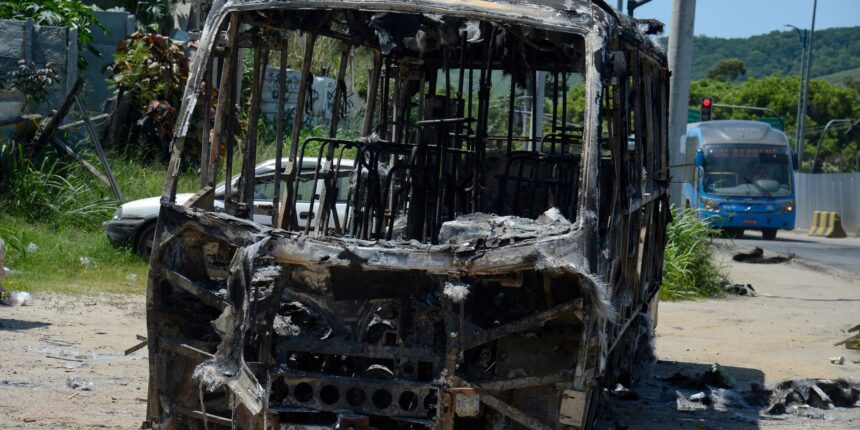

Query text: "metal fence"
[795, 172, 860, 232]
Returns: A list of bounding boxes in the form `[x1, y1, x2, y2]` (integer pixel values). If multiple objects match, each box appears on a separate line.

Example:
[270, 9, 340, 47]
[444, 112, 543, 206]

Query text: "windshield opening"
[702, 144, 792, 197]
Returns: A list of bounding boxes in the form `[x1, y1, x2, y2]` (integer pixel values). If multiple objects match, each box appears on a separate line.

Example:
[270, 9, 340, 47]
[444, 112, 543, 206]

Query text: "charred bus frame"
[145, 0, 670, 428]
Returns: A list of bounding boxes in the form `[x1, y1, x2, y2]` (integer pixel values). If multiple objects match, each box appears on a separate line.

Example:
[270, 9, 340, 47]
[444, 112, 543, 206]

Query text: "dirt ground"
[0, 294, 147, 429]
[1, 248, 858, 429]
[600, 248, 860, 429]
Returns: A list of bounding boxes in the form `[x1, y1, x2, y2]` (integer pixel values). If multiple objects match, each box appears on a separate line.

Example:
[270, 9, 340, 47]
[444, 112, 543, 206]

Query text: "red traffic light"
[701, 98, 713, 121]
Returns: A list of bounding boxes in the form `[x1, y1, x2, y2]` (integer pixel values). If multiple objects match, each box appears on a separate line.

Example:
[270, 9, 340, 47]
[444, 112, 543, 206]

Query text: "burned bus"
[144, 0, 670, 428]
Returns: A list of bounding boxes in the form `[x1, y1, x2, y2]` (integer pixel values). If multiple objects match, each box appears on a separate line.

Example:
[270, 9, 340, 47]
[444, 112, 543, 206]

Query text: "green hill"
[818, 66, 860, 84]
[659, 26, 860, 82]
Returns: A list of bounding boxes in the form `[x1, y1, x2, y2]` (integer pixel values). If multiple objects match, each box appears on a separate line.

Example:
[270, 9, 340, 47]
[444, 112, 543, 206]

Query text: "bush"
[110, 32, 189, 161]
[660, 207, 727, 301]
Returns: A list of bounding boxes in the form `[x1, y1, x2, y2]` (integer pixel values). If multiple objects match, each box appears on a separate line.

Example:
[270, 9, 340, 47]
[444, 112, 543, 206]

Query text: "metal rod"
[74, 96, 122, 200]
[507, 38, 516, 154]
[363, 50, 383, 137]
[240, 40, 267, 218]
[329, 43, 351, 138]
[199, 56, 213, 188]
[797, 0, 818, 169]
[272, 35, 289, 226]
[207, 13, 240, 187]
[223, 47, 240, 214]
[278, 31, 318, 230]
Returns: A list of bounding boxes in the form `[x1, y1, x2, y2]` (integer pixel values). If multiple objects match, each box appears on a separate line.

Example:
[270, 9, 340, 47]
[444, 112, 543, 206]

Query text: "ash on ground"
[596, 360, 860, 429]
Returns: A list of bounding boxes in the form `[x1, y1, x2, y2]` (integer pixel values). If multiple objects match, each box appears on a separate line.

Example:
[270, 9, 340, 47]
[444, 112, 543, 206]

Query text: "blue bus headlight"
[779, 200, 795, 213]
[701, 197, 720, 211]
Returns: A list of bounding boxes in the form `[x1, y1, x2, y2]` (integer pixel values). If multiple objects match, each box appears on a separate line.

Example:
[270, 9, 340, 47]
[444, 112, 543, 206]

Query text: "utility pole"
[667, 0, 696, 205]
[786, 24, 807, 156]
[797, 0, 818, 170]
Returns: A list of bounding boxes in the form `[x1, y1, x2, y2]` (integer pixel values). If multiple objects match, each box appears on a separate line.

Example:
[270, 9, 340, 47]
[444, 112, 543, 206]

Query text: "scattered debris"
[7, 291, 32, 306]
[442, 282, 470, 303]
[732, 247, 783, 264]
[79, 256, 96, 268]
[40, 338, 78, 348]
[661, 363, 737, 389]
[722, 283, 756, 296]
[66, 376, 94, 391]
[763, 379, 860, 414]
[126, 274, 138, 283]
[829, 356, 845, 365]
[676, 388, 747, 412]
[676, 390, 708, 411]
[47, 355, 83, 363]
[124, 335, 148, 356]
[26, 242, 38, 253]
[732, 247, 792, 264]
[834, 324, 860, 350]
[608, 383, 639, 401]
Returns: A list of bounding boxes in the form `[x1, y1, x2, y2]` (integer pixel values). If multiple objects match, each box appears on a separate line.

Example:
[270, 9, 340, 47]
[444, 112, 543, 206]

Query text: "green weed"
[0, 144, 116, 229]
[660, 207, 727, 301]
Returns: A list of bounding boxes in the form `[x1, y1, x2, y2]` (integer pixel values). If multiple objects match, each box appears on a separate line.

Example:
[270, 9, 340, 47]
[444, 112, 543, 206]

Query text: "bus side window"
[684, 135, 698, 183]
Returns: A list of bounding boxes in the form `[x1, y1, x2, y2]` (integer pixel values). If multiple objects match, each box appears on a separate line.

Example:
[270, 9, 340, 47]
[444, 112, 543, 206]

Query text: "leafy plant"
[110, 32, 189, 160]
[0, 0, 106, 70]
[112, 32, 189, 108]
[660, 207, 727, 301]
[135, 0, 169, 32]
[8, 59, 60, 110]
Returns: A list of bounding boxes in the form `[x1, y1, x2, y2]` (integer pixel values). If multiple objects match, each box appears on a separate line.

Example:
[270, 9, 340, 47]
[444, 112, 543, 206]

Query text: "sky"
[630, 0, 860, 38]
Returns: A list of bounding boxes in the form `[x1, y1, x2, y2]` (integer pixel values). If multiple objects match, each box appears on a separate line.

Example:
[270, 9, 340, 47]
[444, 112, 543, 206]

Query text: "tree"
[707, 59, 747, 82]
[688, 75, 860, 172]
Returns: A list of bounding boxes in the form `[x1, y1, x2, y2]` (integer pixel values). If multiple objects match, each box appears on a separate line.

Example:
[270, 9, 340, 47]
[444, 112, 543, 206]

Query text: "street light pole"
[785, 24, 807, 156]
[797, 0, 818, 170]
[812, 119, 853, 173]
[667, 0, 697, 206]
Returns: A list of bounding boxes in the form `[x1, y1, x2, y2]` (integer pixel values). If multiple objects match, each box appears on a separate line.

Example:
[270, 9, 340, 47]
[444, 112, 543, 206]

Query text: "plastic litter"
[26, 242, 38, 253]
[79, 256, 96, 268]
[126, 273, 138, 283]
[66, 376, 94, 391]
[829, 356, 845, 365]
[7, 291, 32, 306]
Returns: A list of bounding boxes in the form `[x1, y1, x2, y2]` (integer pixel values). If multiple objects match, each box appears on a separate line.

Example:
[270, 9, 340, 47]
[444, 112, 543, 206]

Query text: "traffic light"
[701, 98, 713, 121]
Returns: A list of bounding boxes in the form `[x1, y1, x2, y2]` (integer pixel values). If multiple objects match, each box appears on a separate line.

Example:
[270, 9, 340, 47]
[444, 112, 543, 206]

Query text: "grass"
[109, 155, 199, 200]
[1, 215, 148, 295]
[660, 207, 728, 301]
[0, 146, 200, 296]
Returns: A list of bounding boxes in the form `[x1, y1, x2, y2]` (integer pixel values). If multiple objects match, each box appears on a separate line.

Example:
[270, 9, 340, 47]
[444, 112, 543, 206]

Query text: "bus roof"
[687, 120, 789, 147]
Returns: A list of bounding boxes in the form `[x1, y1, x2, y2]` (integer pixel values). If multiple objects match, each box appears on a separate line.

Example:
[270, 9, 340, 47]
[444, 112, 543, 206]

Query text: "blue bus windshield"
[702, 144, 792, 197]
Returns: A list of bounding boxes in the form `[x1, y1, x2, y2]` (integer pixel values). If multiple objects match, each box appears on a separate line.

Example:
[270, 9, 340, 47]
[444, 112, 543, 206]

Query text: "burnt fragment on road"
[143, 1, 671, 428]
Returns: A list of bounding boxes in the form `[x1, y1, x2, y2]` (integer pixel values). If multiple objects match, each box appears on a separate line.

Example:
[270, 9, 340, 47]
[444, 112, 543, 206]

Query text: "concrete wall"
[79, 11, 136, 112]
[0, 19, 76, 116]
[795, 172, 860, 232]
[259, 66, 340, 127]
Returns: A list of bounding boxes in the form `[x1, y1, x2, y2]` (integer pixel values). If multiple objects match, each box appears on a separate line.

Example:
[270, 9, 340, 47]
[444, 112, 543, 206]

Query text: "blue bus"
[682, 120, 796, 240]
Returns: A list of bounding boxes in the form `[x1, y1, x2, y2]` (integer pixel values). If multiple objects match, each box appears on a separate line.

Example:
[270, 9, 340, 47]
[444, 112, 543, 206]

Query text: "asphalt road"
[717, 230, 860, 276]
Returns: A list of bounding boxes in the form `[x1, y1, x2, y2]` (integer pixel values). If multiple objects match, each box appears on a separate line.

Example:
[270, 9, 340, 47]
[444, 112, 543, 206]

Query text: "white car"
[104, 158, 353, 256]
